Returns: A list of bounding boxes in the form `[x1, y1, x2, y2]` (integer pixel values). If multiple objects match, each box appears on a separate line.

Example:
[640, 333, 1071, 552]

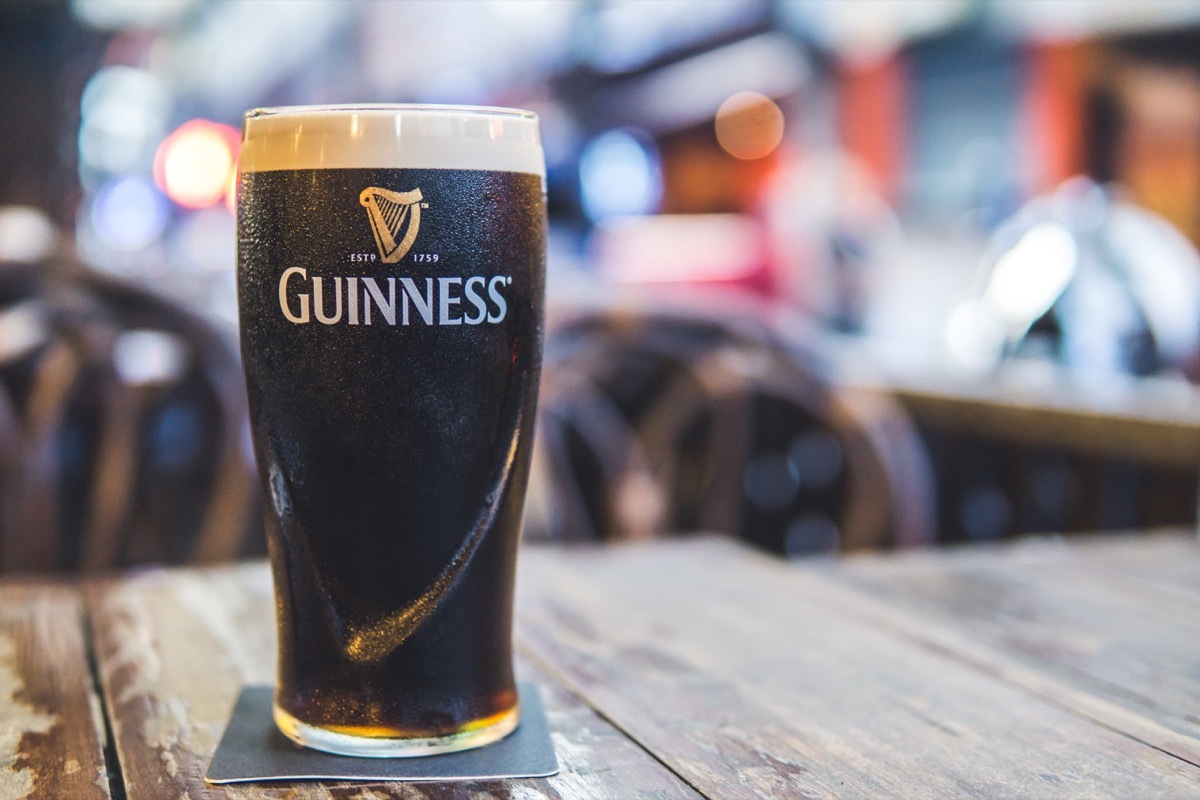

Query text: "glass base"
[273, 702, 520, 758]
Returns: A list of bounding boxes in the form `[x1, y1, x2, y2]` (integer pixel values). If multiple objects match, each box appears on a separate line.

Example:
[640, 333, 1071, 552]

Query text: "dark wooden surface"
[518, 533, 1200, 799]
[1, 531, 1199, 798]
[0, 581, 109, 799]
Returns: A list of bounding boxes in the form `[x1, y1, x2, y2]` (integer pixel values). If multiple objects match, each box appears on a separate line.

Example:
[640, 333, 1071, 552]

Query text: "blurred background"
[3, 0, 1200, 573]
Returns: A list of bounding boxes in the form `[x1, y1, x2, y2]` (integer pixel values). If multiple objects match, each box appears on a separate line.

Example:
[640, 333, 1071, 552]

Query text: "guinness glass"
[237, 105, 545, 757]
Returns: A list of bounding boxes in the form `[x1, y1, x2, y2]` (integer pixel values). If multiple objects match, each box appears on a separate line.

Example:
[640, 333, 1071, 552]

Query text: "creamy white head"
[240, 105, 545, 177]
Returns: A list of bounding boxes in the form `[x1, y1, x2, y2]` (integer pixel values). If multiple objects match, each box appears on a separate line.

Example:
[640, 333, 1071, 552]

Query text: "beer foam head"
[240, 105, 544, 177]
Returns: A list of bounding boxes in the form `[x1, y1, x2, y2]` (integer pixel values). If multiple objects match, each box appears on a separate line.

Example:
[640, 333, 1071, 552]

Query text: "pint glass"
[237, 105, 545, 757]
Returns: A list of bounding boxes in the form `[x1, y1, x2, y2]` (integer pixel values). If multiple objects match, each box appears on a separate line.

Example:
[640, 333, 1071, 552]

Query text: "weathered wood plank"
[86, 560, 701, 800]
[516, 538, 1200, 800]
[86, 563, 275, 799]
[832, 531, 1200, 746]
[0, 580, 110, 800]
[1049, 529, 1200, 597]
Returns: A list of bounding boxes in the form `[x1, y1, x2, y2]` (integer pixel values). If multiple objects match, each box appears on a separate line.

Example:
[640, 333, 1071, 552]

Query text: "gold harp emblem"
[359, 187, 425, 263]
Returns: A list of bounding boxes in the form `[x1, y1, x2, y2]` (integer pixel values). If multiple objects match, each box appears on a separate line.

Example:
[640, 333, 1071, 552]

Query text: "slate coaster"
[206, 683, 559, 784]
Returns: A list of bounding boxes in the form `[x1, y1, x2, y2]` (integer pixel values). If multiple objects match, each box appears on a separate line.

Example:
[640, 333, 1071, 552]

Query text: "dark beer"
[237, 106, 545, 756]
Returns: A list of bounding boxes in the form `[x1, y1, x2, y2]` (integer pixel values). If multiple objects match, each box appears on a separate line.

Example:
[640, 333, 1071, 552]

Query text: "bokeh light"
[78, 66, 169, 177]
[0, 206, 57, 262]
[579, 128, 662, 222]
[153, 120, 239, 209]
[715, 91, 785, 160]
[90, 175, 170, 250]
[984, 221, 1077, 326]
[113, 329, 188, 386]
[173, 206, 235, 273]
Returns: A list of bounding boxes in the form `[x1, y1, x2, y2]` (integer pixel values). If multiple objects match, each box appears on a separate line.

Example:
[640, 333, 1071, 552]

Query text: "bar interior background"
[1, 0, 1200, 573]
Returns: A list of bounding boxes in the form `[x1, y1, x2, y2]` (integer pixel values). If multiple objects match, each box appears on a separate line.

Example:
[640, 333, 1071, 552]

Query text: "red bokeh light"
[154, 119, 240, 209]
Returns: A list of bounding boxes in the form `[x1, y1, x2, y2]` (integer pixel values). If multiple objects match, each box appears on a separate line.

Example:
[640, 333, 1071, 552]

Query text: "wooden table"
[2, 531, 1198, 799]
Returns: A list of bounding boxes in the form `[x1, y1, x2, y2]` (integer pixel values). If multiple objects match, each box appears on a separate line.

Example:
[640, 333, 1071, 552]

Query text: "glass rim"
[244, 103, 538, 122]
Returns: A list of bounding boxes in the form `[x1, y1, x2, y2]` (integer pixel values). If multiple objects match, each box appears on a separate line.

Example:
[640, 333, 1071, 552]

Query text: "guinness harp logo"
[359, 187, 426, 263]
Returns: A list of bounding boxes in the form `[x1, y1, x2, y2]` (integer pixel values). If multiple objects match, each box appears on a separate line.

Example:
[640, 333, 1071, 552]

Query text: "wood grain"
[1052, 528, 1200, 596]
[87, 562, 276, 799]
[86, 560, 701, 799]
[833, 531, 1200, 746]
[0, 580, 109, 800]
[516, 537, 1200, 799]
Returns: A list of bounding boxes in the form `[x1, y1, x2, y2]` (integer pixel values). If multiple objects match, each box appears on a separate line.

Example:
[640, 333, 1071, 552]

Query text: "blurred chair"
[0, 257, 261, 574]
[526, 294, 936, 556]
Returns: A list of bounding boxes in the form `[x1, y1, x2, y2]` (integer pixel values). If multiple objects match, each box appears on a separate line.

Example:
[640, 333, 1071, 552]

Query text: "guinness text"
[278, 267, 511, 326]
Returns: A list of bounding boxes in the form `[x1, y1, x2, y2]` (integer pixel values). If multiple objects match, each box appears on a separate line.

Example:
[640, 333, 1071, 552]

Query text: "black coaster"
[205, 683, 559, 784]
